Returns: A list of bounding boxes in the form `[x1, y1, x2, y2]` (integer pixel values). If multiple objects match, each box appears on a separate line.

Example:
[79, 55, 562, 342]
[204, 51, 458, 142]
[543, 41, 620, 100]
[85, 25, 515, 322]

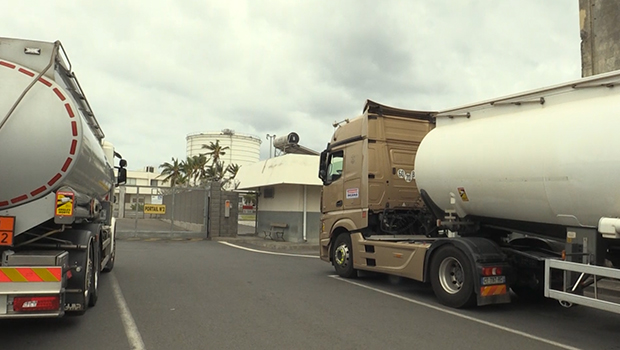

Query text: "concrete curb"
[213, 235, 319, 251]
[117, 230, 207, 240]
[117, 231, 319, 252]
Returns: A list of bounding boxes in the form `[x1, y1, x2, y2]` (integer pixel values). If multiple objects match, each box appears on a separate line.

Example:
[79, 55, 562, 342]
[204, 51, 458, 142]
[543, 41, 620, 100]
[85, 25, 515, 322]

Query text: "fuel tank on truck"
[414, 70, 620, 232]
[0, 38, 113, 210]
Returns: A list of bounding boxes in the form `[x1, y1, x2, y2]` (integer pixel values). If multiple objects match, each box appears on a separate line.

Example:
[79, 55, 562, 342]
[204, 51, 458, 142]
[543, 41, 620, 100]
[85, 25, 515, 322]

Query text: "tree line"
[158, 140, 240, 189]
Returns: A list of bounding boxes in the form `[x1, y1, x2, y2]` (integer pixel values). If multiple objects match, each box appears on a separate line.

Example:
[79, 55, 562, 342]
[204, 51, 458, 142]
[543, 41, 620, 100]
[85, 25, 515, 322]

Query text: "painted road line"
[218, 241, 319, 259]
[330, 275, 581, 350]
[110, 273, 146, 350]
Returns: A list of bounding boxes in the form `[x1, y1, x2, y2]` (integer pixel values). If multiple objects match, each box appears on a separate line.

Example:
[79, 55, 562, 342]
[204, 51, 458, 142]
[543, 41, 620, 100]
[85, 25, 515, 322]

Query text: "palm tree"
[226, 163, 240, 179]
[180, 157, 195, 186]
[201, 140, 229, 166]
[205, 161, 226, 183]
[159, 157, 183, 187]
[192, 154, 209, 185]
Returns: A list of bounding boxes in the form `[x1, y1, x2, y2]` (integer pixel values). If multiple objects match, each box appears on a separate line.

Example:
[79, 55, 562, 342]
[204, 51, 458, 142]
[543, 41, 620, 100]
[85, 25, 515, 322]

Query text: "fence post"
[134, 185, 140, 233]
[170, 187, 176, 232]
[203, 184, 210, 238]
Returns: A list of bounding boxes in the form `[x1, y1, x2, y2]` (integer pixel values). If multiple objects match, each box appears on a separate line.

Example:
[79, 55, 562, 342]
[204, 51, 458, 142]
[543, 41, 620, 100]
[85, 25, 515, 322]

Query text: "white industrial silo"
[186, 129, 261, 166]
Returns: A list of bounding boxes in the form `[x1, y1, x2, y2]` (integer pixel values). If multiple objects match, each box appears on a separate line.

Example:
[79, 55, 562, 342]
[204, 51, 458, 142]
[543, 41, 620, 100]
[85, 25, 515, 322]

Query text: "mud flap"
[426, 237, 513, 306]
[54, 228, 98, 314]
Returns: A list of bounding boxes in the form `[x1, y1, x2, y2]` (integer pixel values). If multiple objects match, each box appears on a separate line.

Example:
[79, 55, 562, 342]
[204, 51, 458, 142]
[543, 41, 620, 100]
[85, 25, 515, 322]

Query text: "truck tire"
[430, 245, 476, 308]
[102, 248, 115, 273]
[102, 230, 116, 273]
[332, 233, 357, 278]
[508, 237, 562, 301]
[87, 236, 100, 307]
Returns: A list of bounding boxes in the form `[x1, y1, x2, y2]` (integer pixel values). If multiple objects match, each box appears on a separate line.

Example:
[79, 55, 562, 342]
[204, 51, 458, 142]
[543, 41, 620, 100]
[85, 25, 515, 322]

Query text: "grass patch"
[239, 214, 256, 221]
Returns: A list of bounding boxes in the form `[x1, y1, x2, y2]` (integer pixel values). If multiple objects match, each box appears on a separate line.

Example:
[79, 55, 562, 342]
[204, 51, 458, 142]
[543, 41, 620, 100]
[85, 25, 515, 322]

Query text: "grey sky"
[2, 1, 581, 170]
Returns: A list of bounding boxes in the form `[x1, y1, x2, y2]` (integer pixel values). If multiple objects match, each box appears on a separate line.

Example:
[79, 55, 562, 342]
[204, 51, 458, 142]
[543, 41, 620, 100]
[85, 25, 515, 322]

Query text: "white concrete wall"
[122, 170, 169, 195]
[303, 185, 322, 212]
[256, 183, 322, 243]
[258, 184, 320, 212]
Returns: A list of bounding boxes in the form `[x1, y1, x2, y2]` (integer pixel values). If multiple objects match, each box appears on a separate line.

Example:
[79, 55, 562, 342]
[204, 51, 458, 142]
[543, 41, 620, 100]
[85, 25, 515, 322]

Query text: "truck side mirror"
[318, 150, 328, 181]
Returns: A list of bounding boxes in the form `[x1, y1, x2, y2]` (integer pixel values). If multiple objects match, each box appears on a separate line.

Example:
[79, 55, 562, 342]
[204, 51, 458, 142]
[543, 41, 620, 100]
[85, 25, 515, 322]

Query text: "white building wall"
[301, 185, 322, 212]
[122, 170, 169, 195]
[258, 184, 321, 212]
[258, 184, 300, 211]
[186, 131, 261, 167]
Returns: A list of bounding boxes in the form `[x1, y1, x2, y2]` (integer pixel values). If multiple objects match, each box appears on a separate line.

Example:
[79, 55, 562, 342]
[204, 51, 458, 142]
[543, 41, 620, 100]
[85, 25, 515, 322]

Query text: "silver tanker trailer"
[319, 70, 620, 314]
[0, 37, 126, 317]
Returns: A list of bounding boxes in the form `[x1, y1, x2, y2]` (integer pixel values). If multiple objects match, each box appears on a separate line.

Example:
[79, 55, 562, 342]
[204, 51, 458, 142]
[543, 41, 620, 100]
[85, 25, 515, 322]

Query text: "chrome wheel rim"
[438, 257, 464, 294]
[334, 244, 350, 268]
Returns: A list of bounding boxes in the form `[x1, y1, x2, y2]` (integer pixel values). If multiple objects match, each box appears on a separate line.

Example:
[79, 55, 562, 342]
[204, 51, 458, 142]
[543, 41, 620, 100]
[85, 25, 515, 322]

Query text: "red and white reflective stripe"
[0, 267, 62, 282]
[0, 61, 79, 208]
[480, 284, 507, 297]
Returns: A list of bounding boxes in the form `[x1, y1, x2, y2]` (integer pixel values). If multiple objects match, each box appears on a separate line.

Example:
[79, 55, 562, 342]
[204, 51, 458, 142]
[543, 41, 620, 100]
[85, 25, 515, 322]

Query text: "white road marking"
[110, 273, 146, 350]
[329, 275, 582, 350]
[218, 241, 319, 258]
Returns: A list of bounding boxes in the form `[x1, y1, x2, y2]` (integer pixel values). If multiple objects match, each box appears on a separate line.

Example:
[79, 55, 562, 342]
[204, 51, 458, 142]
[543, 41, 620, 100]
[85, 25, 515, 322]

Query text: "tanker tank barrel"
[0, 37, 115, 216]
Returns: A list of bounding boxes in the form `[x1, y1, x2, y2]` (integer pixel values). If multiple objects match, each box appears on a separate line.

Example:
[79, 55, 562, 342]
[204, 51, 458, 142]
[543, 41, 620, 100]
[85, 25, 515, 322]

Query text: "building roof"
[236, 154, 322, 190]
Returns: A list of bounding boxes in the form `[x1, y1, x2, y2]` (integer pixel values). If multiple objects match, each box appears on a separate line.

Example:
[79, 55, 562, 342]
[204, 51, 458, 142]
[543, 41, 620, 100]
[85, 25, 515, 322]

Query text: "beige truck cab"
[319, 100, 435, 261]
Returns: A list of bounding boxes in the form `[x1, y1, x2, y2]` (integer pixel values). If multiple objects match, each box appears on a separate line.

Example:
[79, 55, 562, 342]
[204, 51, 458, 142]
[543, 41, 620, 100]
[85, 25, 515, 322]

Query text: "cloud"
[1, 1, 581, 168]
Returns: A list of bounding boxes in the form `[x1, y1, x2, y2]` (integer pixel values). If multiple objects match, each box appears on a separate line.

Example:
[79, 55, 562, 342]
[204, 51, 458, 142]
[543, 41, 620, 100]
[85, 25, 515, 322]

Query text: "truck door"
[342, 141, 363, 211]
[321, 150, 344, 213]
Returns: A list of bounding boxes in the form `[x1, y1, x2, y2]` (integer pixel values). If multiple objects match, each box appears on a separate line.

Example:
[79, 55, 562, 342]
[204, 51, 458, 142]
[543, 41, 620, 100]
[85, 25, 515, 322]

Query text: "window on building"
[263, 186, 275, 198]
[150, 179, 158, 187]
[127, 178, 137, 185]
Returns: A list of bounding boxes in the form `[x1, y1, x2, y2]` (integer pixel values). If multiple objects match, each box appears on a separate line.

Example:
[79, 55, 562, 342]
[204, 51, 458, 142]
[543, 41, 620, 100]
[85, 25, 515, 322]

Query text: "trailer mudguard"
[53, 226, 100, 314]
[423, 237, 509, 286]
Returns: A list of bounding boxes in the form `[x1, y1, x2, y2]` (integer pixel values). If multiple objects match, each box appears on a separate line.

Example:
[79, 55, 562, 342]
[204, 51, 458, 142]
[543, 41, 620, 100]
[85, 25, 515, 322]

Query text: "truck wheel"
[86, 237, 99, 307]
[333, 234, 357, 278]
[430, 245, 476, 308]
[102, 249, 115, 273]
[102, 232, 116, 273]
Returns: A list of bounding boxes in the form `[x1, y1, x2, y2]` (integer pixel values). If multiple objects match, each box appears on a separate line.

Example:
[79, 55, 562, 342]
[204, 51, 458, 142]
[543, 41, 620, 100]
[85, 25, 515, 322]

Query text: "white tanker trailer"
[0, 37, 126, 317]
[319, 70, 620, 313]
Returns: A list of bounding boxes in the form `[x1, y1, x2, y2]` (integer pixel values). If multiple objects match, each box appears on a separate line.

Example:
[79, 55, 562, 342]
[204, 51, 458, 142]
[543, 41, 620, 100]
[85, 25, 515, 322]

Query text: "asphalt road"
[1, 239, 619, 350]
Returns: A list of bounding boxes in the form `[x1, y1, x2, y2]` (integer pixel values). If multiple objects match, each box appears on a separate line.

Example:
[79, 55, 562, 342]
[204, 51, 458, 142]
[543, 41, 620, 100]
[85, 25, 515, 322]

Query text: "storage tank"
[186, 130, 261, 166]
[0, 38, 113, 210]
[414, 71, 620, 232]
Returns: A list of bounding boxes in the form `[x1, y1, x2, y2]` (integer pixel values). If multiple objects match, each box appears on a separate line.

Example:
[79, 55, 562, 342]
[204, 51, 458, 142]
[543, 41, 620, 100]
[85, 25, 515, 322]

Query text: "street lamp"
[266, 134, 276, 158]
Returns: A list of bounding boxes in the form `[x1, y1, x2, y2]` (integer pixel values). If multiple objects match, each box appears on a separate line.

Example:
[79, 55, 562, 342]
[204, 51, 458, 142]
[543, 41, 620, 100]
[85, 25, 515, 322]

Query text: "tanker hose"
[15, 225, 66, 248]
[0, 41, 61, 132]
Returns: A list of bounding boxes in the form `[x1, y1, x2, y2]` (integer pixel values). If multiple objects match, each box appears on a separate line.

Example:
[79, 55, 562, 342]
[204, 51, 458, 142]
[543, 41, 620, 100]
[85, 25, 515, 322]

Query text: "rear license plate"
[481, 276, 506, 285]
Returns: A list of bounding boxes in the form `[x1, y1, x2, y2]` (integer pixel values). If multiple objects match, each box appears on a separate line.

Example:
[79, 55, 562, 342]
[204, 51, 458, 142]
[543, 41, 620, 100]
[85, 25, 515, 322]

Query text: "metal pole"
[203, 184, 210, 238]
[134, 186, 139, 233]
[303, 185, 307, 242]
[118, 186, 126, 219]
[266, 134, 276, 158]
[254, 188, 259, 235]
[170, 187, 175, 232]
